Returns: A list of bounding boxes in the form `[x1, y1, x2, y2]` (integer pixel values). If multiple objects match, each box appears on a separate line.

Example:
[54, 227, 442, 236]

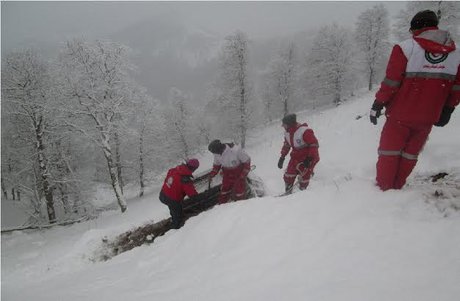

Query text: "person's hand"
[370, 101, 384, 125]
[434, 106, 455, 127]
[277, 156, 285, 169]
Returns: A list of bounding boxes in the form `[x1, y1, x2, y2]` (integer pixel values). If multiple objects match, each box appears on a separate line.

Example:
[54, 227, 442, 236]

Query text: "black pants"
[159, 191, 184, 229]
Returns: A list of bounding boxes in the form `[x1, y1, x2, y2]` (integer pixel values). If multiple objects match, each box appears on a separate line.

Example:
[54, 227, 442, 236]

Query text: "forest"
[2, 1, 459, 227]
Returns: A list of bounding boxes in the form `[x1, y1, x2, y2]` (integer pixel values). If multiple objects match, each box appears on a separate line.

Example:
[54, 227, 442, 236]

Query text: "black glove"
[277, 156, 285, 169]
[434, 106, 455, 127]
[370, 101, 384, 125]
[303, 157, 313, 168]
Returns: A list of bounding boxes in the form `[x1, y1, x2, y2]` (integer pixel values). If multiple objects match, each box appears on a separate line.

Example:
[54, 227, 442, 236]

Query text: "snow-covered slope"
[2, 91, 460, 301]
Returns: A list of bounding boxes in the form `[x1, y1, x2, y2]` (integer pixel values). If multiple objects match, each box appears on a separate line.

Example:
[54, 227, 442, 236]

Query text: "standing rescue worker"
[277, 113, 320, 194]
[159, 159, 200, 229]
[208, 140, 251, 204]
[370, 10, 460, 191]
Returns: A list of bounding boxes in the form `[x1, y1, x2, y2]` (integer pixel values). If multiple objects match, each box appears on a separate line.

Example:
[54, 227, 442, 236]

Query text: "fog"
[2, 2, 405, 49]
[1, 1, 405, 101]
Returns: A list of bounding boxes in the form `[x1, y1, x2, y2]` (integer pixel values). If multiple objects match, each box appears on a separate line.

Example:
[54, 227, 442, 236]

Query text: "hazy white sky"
[2, 1, 406, 52]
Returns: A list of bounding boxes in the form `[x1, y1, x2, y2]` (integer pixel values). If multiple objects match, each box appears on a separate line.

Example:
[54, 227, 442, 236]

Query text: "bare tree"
[355, 4, 390, 91]
[59, 39, 139, 213]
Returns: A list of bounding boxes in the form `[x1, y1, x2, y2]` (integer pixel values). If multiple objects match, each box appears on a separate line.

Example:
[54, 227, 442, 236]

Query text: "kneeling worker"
[159, 158, 200, 229]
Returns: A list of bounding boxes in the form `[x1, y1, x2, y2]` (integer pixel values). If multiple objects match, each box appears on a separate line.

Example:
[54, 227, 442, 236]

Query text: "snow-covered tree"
[393, 1, 460, 42]
[258, 77, 277, 123]
[129, 93, 165, 197]
[211, 31, 254, 147]
[46, 135, 93, 218]
[355, 4, 390, 90]
[261, 42, 298, 119]
[58, 39, 139, 213]
[1, 49, 58, 223]
[163, 87, 200, 159]
[305, 24, 356, 105]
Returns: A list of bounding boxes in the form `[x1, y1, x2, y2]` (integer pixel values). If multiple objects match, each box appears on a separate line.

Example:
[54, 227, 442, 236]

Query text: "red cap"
[186, 158, 199, 171]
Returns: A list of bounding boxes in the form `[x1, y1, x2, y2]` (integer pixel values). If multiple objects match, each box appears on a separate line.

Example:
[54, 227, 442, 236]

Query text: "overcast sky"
[2, 1, 406, 52]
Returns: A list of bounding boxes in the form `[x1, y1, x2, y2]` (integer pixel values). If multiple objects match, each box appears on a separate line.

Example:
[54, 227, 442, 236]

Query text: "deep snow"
[2, 91, 460, 301]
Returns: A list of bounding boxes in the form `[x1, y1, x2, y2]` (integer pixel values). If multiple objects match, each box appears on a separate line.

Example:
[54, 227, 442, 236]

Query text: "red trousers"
[219, 167, 247, 204]
[284, 157, 319, 190]
[376, 118, 432, 191]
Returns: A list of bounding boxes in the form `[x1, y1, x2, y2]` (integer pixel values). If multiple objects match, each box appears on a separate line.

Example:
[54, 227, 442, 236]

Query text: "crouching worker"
[208, 140, 251, 204]
[159, 158, 200, 229]
[278, 113, 320, 194]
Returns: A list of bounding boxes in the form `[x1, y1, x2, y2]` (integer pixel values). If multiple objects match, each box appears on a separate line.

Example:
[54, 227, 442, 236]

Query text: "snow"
[2, 91, 460, 301]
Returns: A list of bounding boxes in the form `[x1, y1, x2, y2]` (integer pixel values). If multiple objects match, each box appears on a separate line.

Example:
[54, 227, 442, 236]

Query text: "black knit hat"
[208, 139, 225, 154]
[410, 10, 438, 31]
[282, 113, 297, 126]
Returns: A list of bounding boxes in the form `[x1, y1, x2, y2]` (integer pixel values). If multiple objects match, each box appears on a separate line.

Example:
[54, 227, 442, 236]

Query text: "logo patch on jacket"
[166, 176, 173, 188]
[425, 51, 448, 64]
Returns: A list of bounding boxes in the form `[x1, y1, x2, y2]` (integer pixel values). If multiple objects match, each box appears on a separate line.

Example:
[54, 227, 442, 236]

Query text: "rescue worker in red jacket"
[208, 140, 251, 204]
[370, 10, 460, 191]
[277, 113, 320, 194]
[159, 158, 200, 229]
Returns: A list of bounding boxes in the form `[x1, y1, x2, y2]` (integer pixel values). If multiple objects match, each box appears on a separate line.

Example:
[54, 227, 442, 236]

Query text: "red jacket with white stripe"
[161, 164, 198, 202]
[281, 122, 319, 161]
[375, 27, 460, 125]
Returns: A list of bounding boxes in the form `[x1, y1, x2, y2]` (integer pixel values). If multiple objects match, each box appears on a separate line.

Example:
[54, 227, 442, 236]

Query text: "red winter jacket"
[375, 27, 460, 125]
[281, 122, 319, 161]
[161, 164, 198, 202]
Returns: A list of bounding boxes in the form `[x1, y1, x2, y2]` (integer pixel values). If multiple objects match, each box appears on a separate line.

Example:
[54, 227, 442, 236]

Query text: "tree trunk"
[368, 67, 374, 91]
[35, 118, 56, 223]
[101, 134, 127, 213]
[1, 178, 7, 200]
[334, 77, 341, 105]
[265, 96, 272, 123]
[175, 101, 190, 158]
[58, 184, 69, 215]
[240, 86, 246, 148]
[114, 132, 124, 194]
[178, 126, 189, 158]
[239, 59, 247, 148]
[283, 44, 294, 116]
[138, 127, 145, 198]
[283, 96, 289, 117]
